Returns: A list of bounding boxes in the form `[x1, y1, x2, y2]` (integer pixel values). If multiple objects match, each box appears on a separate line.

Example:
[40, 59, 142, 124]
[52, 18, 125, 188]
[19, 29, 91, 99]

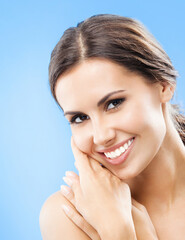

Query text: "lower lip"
[101, 138, 135, 165]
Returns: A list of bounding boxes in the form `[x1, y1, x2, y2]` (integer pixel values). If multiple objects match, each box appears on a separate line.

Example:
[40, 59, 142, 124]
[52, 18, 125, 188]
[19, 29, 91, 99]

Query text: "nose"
[92, 119, 116, 146]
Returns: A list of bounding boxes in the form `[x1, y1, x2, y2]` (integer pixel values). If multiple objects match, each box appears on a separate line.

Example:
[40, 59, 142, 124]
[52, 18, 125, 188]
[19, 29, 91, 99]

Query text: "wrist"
[98, 220, 137, 240]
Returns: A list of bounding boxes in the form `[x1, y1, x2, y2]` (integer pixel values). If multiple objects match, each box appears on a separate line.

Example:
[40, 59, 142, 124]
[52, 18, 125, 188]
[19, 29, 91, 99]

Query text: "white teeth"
[106, 152, 110, 158]
[120, 146, 125, 153]
[111, 152, 116, 158]
[104, 138, 134, 159]
[124, 143, 128, 150]
[115, 149, 120, 156]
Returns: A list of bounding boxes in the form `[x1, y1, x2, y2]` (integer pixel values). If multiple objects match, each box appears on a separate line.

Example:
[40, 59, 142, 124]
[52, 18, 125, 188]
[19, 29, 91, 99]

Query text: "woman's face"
[55, 59, 167, 180]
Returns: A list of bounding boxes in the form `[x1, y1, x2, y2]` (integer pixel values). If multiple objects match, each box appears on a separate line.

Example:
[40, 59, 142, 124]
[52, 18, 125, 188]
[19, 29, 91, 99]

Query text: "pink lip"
[99, 137, 135, 166]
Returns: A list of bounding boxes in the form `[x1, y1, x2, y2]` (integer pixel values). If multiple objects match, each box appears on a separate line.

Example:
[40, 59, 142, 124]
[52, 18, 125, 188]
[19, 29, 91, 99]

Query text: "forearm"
[100, 231, 137, 240]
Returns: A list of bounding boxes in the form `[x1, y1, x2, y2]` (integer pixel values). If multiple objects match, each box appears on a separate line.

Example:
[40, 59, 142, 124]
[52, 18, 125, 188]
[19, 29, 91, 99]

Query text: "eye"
[106, 98, 125, 111]
[70, 114, 89, 124]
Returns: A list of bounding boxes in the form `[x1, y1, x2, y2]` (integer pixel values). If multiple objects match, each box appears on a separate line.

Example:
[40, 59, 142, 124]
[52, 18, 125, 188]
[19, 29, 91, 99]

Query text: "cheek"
[113, 104, 149, 133]
[114, 100, 165, 136]
[72, 128, 92, 154]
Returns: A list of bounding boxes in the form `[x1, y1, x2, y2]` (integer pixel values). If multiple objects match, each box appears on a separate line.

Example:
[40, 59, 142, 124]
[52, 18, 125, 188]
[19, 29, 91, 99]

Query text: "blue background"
[1, 1, 185, 239]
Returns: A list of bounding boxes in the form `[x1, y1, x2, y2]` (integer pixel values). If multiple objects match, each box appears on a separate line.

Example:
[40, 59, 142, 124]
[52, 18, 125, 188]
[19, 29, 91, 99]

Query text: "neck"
[128, 120, 185, 213]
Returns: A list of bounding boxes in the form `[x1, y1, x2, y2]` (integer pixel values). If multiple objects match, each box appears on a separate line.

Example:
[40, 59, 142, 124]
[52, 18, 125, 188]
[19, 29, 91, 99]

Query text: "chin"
[111, 162, 149, 181]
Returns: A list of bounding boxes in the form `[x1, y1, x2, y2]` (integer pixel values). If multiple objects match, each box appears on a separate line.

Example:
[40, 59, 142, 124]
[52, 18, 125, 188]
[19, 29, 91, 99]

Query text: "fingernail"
[60, 185, 69, 195]
[63, 176, 73, 186]
[62, 205, 70, 214]
[65, 171, 76, 178]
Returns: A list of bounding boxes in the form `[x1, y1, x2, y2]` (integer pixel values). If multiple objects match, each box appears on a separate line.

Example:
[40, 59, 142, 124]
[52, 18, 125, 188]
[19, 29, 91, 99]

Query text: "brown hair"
[49, 14, 185, 144]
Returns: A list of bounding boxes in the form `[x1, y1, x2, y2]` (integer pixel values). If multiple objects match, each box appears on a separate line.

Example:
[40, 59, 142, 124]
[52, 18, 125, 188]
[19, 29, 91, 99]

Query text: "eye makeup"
[68, 97, 126, 125]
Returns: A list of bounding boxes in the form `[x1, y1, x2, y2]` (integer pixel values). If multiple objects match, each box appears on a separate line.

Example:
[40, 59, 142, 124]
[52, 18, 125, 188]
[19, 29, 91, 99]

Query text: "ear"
[159, 83, 176, 103]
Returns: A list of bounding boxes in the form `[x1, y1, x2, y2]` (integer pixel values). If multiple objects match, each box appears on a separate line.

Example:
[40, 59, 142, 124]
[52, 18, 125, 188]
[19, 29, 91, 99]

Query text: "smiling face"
[55, 58, 169, 180]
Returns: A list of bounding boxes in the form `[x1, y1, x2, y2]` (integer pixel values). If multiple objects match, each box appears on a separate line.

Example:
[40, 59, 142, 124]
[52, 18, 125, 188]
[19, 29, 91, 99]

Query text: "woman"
[39, 14, 185, 239]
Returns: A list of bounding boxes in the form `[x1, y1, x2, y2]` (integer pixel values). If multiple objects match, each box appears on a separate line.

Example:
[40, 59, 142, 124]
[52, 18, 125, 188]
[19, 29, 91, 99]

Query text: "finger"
[63, 170, 83, 199]
[60, 185, 75, 205]
[63, 175, 80, 194]
[71, 137, 93, 176]
[89, 157, 116, 179]
[71, 137, 105, 173]
[131, 203, 141, 217]
[131, 198, 147, 212]
[65, 171, 79, 179]
[65, 171, 81, 195]
[89, 157, 102, 172]
[62, 205, 101, 240]
[131, 202, 158, 239]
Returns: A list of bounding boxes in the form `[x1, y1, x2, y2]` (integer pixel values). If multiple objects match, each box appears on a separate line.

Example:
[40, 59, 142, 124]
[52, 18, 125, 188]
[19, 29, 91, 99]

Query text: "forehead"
[55, 59, 146, 110]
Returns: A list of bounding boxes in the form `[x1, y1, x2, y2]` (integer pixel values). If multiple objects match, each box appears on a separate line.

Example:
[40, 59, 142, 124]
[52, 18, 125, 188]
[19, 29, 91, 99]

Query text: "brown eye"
[106, 98, 125, 111]
[70, 114, 89, 124]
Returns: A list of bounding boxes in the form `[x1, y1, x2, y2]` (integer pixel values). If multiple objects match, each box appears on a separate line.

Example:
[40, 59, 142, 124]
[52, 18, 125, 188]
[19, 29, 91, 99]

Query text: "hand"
[61, 203, 101, 240]
[61, 137, 137, 240]
[131, 199, 159, 240]
[61, 195, 159, 240]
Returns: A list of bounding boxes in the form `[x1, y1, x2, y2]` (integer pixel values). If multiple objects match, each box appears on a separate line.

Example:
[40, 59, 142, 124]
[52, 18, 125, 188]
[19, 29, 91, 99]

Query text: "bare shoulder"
[39, 191, 90, 240]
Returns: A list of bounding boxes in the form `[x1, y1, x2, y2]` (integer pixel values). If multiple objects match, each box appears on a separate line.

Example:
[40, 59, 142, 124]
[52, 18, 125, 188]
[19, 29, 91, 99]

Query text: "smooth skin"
[40, 59, 185, 239]
[60, 138, 158, 240]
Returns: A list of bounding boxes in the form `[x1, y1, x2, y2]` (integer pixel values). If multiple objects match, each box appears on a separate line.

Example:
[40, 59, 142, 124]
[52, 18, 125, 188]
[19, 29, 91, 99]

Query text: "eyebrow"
[97, 89, 125, 107]
[64, 89, 125, 116]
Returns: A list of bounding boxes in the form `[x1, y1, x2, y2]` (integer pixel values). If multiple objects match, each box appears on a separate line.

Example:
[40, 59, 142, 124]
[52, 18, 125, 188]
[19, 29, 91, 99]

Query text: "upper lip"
[98, 137, 135, 153]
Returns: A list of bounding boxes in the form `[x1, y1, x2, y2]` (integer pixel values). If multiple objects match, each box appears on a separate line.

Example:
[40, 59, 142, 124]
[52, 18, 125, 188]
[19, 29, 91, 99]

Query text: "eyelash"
[105, 98, 125, 111]
[70, 114, 89, 125]
[69, 98, 125, 125]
